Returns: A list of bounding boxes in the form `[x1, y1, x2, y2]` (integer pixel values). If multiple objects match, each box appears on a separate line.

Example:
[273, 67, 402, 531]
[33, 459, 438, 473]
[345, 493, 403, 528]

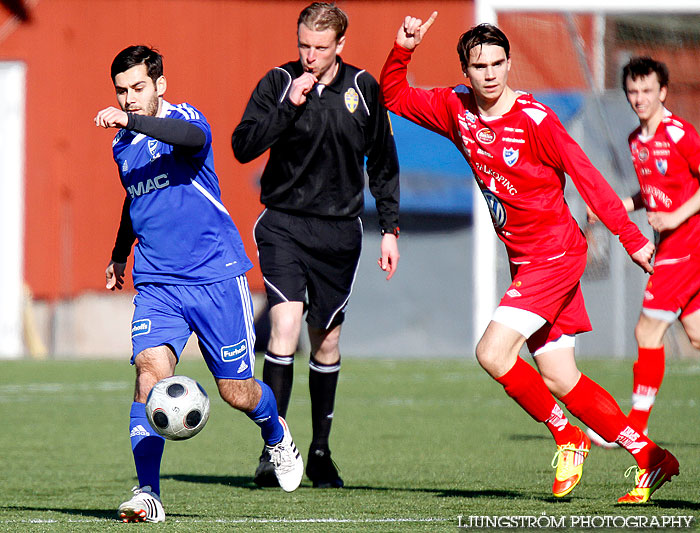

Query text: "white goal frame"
[0, 61, 26, 358]
[470, 0, 700, 353]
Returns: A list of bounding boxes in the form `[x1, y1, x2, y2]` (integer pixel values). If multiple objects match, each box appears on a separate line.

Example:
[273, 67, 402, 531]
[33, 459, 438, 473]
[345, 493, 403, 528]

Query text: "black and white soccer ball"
[146, 375, 210, 440]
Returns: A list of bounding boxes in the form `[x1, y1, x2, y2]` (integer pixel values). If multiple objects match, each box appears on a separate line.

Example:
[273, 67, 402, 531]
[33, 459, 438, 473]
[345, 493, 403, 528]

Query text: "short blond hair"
[297, 2, 348, 40]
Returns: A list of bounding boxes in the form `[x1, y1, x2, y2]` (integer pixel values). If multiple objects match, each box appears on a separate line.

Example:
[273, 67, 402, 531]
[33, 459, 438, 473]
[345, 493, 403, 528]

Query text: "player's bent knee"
[687, 335, 700, 351]
[474, 341, 502, 375]
[272, 317, 299, 340]
[681, 315, 700, 350]
[634, 321, 659, 347]
[216, 377, 259, 411]
[540, 374, 572, 399]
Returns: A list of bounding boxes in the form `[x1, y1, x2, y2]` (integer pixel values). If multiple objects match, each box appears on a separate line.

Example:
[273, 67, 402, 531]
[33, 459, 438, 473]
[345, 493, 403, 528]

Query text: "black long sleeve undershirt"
[126, 113, 207, 149]
[111, 195, 136, 263]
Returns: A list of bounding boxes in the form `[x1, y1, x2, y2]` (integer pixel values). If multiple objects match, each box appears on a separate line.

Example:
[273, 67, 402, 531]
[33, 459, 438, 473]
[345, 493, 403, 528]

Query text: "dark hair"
[622, 56, 669, 91]
[111, 45, 163, 83]
[298, 2, 348, 40]
[457, 23, 510, 73]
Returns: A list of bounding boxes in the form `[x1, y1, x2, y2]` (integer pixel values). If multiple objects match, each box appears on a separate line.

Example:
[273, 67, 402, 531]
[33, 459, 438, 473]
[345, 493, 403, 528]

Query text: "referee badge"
[344, 88, 359, 113]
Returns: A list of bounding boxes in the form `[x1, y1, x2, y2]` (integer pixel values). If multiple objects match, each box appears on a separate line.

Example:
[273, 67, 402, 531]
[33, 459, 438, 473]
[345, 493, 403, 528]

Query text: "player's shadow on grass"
[645, 499, 700, 511]
[509, 433, 551, 442]
[163, 474, 526, 500]
[0, 505, 191, 520]
[163, 473, 256, 489]
[349, 486, 524, 500]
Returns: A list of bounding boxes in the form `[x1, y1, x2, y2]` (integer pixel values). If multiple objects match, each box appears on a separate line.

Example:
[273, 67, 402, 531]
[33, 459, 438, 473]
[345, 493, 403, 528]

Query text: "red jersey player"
[587, 57, 700, 450]
[380, 13, 678, 504]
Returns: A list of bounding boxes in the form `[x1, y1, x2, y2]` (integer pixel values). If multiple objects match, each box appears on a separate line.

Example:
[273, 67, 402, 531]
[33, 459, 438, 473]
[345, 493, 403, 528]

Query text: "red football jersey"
[628, 109, 700, 262]
[381, 44, 647, 264]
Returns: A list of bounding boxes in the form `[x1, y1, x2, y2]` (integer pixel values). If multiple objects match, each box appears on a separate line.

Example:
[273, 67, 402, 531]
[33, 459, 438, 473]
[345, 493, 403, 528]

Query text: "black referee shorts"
[253, 208, 363, 330]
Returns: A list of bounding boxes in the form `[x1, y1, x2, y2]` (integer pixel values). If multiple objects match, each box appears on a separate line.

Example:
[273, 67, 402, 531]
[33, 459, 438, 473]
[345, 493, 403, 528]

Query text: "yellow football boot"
[551, 427, 591, 498]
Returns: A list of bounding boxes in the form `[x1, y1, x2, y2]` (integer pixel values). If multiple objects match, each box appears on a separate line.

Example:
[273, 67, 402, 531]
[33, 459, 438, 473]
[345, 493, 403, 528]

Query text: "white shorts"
[492, 305, 576, 356]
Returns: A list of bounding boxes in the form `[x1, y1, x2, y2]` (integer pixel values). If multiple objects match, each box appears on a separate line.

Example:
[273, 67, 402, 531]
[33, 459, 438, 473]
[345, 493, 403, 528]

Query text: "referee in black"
[232, 1, 399, 488]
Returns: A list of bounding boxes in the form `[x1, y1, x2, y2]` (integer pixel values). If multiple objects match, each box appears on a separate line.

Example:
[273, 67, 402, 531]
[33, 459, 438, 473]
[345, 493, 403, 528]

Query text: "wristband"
[381, 227, 400, 238]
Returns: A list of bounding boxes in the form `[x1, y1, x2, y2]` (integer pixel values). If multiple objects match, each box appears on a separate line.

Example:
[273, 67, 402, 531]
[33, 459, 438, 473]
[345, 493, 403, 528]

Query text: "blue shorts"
[130, 275, 256, 380]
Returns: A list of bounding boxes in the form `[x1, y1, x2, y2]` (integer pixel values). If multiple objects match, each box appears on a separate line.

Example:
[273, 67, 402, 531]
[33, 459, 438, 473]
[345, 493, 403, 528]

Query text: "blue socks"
[246, 380, 284, 445]
[129, 381, 281, 495]
[129, 402, 165, 496]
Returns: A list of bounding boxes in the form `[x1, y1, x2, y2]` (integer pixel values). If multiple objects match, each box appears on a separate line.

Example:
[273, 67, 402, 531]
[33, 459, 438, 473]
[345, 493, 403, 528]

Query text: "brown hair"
[297, 2, 348, 40]
[457, 23, 510, 73]
[622, 56, 669, 91]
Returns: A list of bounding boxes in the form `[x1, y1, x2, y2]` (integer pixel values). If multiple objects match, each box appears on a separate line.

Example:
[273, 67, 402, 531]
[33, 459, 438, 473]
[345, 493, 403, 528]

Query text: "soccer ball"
[146, 375, 210, 440]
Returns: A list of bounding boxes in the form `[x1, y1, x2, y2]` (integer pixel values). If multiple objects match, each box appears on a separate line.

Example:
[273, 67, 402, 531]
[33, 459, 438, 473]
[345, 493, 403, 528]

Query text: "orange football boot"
[618, 449, 679, 504]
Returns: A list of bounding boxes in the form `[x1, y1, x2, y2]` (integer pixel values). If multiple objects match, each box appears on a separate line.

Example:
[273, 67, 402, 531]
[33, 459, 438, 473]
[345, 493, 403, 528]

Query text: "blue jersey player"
[94, 46, 303, 523]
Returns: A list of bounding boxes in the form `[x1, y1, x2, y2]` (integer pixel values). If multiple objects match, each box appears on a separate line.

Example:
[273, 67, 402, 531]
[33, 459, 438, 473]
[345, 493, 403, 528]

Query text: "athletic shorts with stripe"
[130, 274, 256, 380]
[642, 253, 700, 321]
[500, 246, 592, 354]
[254, 208, 362, 330]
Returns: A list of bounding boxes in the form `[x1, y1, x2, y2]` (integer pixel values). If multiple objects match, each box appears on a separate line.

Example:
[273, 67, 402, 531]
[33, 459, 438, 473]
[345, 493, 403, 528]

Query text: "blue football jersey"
[112, 101, 252, 286]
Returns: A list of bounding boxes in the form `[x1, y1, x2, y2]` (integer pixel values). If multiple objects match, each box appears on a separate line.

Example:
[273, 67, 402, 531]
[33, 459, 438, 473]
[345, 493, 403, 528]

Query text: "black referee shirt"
[232, 57, 400, 232]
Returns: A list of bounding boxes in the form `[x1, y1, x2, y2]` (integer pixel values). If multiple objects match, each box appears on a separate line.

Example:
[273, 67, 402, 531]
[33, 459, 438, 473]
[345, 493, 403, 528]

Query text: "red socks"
[496, 357, 579, 445]
[561, 374, 665, 468]
[629, 346, 665, 430]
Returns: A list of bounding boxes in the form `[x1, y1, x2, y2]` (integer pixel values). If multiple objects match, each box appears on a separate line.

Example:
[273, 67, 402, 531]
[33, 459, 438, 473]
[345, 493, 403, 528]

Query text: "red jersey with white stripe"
[381, 44, 648, 263]
[628, 109, 700, 262]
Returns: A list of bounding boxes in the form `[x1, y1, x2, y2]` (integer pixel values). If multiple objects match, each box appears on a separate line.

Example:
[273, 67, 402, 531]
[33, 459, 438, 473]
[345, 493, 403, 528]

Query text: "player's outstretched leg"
[560, 373, 679, 503]
[266, 417, 304, 492]
[551, 426, 591, 498]
[495, 357, 591, 497]
[118, 486, 165, 523]
[617, 449, 679, 504]
[254, 353, 294, 488]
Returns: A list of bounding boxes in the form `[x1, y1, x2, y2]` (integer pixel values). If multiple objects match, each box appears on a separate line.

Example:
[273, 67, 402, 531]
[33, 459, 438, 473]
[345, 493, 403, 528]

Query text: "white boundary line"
[0, 517, 453, 524]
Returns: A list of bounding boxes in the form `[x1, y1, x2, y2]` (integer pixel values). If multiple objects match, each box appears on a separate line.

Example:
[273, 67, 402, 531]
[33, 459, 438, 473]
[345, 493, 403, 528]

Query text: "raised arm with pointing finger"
[379, 16, 677, 505]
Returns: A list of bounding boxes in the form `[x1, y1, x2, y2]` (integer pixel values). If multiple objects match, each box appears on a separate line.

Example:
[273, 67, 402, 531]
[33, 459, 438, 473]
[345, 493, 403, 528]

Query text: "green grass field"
[0, 357, 698, 532]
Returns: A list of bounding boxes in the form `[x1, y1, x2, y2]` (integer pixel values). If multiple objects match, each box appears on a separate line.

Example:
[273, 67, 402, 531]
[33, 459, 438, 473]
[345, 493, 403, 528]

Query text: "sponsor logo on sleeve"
[344, 88, 359, 113]
[131, 319, 151, 337]
[503, 147, 519, 167]
[221, 339, 248, 362]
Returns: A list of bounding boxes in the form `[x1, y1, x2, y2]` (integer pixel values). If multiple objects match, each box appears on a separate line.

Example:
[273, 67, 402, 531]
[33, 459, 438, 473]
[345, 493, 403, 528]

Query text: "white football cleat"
[266, 417, 303, 492]
[586, 427, 619, 449]
[118, 485, 165, 523]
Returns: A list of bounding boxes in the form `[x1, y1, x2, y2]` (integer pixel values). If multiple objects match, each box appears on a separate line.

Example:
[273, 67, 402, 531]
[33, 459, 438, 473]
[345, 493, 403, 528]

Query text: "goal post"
[0, 61, 26, 358]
